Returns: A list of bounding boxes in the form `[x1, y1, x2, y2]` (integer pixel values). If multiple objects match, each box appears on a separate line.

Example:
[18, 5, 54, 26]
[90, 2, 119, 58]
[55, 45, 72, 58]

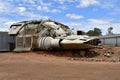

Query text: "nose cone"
[60, 35, 99, 50]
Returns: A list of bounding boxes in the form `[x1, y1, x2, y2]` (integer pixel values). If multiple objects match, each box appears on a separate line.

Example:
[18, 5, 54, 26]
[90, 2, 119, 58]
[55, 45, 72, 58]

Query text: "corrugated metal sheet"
[118, 38, 120, 45]
[0, 31, 15, 51]
[99, 34, 120, 46]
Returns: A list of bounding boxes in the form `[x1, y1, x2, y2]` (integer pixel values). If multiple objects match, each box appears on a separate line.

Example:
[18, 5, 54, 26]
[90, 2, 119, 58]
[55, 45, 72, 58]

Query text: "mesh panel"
[25, 37, 31, 48]
[17, 37, 23, 47]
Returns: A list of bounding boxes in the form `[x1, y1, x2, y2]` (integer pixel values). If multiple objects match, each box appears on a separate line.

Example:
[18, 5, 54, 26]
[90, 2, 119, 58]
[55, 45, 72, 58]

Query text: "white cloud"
[0, 2, 14, 13]
[0, 15, 49, 31]
[39, 0, 52, 6]
[99, 0, 117, 9]
[63, 18, 120, 35]
[83, 23, 120, 35]
[0, 2, 27, 15]
[0, 2, 7, 13]
[37, 6, 60, 13]
[87, 19, 111, 24]
[51, 9, 61, 13]
[0, 1, 50, 31]
[24, 0, 35, 4]
[37, 6, 49, 12]
[54, 0, 75, 4]
[0, 18, 17, 31]
[77, 0, 99, 8]
[58, 5, 68, 10]
[66, 14, 84, 19]
[0, 0, 120, 35]
[37, 0, 61, 13]
[17, 7, 26, 12]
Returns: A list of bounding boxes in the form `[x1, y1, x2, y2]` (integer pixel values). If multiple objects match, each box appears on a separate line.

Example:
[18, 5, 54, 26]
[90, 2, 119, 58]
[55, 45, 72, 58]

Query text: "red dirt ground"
[0, 48, 120, 80]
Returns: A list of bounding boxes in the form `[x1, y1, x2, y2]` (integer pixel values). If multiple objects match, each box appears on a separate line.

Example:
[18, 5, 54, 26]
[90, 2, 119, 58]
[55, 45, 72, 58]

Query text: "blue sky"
[0, 0, 120, 35]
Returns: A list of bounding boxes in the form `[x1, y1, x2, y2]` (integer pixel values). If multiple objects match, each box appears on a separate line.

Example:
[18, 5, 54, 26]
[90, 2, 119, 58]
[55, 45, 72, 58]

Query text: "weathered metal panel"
[16, 37, 24, 48]
[25, 37, 32, 48]
[99, 34, 120, 46]
[117, 38, 120, 46]
[0, 32, 9, 51]
[9, 20, 100, 52]
[0, 32, 15, 51]
[104, 38, 116, 46]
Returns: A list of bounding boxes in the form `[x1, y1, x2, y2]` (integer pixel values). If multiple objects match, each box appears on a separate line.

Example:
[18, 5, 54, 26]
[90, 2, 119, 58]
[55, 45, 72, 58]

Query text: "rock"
[104, 53, 111, 57]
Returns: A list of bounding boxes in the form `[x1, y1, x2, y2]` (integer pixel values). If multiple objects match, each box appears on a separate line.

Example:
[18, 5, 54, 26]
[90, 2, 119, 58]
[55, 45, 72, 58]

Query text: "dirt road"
[0, 52, 120, 80]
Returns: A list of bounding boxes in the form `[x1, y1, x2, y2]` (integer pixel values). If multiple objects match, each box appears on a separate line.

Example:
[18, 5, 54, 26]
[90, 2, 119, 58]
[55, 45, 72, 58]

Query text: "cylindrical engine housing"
[38, 37, 61, 50]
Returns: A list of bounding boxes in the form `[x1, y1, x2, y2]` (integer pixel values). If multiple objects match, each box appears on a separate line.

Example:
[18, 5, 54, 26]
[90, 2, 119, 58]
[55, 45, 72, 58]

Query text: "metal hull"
[8, 20, 99, 52]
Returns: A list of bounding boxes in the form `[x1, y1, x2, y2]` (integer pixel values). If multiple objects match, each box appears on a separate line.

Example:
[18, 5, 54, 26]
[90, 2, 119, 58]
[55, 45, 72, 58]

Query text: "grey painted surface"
[0, 32, 15, 51]
[99, 34, 120, 46]
[118, 38, 120, 45]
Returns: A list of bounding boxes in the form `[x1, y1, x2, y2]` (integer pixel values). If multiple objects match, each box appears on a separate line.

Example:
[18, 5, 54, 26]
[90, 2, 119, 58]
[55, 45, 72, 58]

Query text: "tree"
[108, 27, 113, 35]
[86, 28, 102, 36]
